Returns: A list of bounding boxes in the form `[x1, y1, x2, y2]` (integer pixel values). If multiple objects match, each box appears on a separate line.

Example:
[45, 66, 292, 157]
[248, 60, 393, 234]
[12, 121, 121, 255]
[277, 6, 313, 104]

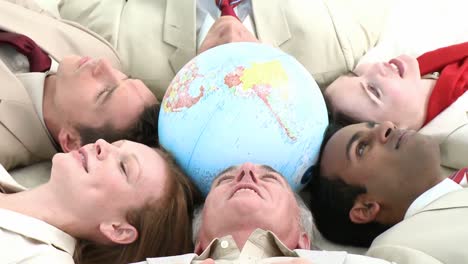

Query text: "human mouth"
[389, 58, 405, 78]
[395, 130, 414, 149]
[230, 184, 262, 199]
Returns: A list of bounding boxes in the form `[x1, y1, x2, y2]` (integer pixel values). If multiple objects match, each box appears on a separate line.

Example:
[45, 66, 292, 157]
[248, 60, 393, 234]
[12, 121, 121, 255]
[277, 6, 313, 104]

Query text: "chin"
[51, 152, 67, 165]
[415, 136, 440, 162]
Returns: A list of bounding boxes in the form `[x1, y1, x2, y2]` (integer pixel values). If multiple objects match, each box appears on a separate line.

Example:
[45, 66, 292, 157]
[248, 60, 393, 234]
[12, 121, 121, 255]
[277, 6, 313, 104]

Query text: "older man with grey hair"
[135, 163, 393, 264]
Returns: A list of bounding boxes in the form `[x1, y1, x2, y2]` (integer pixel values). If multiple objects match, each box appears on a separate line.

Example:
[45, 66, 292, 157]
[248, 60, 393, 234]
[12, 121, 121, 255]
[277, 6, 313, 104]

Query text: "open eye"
[368, 85, 380, 98]
[356, 141, 368, 157]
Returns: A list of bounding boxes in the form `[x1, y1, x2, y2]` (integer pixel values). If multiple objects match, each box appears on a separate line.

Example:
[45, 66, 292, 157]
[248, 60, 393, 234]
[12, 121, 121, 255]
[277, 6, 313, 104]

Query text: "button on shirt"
[196, 0, 257, 49]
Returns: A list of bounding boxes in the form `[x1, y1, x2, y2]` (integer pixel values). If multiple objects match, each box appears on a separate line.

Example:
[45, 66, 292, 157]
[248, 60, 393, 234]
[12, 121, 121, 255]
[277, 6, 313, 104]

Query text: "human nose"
[374, 121, 397, 144]
[94, 139, 112, 160]
[366, 62, 388, 77]
[235, 162, 258, 183]
[92, 59, 119, 81]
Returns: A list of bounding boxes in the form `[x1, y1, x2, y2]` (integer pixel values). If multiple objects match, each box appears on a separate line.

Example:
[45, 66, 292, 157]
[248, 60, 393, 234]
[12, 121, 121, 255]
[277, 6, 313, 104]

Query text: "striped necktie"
[449, 167, 468, 185]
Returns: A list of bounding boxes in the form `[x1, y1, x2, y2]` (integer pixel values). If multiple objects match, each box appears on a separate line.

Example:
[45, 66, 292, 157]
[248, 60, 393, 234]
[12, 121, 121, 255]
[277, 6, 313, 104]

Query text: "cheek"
[382, 79, 413, 105]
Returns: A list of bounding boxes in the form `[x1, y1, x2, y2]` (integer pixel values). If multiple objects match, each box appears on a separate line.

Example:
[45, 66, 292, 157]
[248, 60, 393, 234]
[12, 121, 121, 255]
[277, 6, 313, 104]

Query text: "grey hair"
[192, 205, 204, 244]
[295, 192, 313, 241]
[191, 193, 313, 245]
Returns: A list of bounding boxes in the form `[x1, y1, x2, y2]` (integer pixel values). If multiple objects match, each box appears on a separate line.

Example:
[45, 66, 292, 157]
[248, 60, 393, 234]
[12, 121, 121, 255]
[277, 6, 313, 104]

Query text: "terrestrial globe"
[159, 42, 328, 195]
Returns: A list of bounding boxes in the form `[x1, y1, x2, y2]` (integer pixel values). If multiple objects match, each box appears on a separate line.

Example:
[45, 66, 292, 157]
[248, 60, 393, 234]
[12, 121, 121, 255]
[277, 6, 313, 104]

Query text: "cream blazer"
[367, 188, 468, 264]
[0, 1, 121, 172]
[420, 92, 468, 175]
[59, 0, 393, 99]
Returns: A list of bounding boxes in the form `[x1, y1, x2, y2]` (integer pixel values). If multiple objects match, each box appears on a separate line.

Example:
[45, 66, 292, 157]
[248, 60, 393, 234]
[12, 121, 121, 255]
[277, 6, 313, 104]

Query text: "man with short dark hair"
[0, 1, 159, 187]
[135, 163, 393, 264]
[308, 121, 468, 264]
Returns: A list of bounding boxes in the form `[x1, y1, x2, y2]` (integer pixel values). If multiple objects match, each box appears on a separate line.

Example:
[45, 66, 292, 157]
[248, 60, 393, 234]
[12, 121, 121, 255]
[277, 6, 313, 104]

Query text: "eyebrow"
[345, 122, 375, 161]
[346, 132, 362, 161]
[130, 153, 141, 182]
[216, 165, 237, 177]
[260, 165, 288, 187]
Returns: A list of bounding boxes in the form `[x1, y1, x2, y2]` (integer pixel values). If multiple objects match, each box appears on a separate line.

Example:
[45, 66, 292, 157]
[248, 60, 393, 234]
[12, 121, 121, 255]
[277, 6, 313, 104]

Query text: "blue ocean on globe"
[158, 42, 328, 195]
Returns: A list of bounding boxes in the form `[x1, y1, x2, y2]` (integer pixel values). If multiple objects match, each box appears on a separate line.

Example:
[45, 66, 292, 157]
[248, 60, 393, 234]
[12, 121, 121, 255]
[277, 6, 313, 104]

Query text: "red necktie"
[216, 0, 243, 20]
[0, 31, 51, 72]
[449, 167, 468, 185]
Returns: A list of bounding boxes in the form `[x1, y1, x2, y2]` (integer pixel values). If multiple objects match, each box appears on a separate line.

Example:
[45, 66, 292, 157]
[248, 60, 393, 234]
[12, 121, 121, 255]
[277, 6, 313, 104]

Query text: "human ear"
[296, 232, 310, 250]
[349, 196, 380, 224]
[57, 127, 81, 152]
[99, 222, 138, 245]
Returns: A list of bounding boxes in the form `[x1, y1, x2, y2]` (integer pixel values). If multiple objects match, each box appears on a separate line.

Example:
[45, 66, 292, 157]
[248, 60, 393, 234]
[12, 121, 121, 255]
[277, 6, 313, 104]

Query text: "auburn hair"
[73, 148, 201, 264]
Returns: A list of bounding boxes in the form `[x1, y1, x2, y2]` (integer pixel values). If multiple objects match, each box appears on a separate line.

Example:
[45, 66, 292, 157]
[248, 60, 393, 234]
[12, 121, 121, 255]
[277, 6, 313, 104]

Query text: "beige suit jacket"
[0, 1, 121, 172]
[367, 188, 468, 264]
[419, 92, 468, 175]
[59, 0, 393, 99]
[0, 207, 75, 263]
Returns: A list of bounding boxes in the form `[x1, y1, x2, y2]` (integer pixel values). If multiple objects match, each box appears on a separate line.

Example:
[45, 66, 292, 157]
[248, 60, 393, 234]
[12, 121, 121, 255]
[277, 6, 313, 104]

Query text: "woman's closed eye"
[367, 84, 380, 99]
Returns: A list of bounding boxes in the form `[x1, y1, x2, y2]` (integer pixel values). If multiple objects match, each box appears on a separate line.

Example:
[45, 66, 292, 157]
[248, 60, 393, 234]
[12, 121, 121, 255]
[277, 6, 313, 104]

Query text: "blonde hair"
[73, 148, 201, 264]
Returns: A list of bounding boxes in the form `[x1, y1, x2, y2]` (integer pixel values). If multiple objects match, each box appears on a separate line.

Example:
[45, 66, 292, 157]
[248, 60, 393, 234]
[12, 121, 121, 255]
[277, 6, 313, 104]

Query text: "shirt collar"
[195, 228, 299, 261]
[0, 208, 76, 255]
[16, 57, 59, 151]
[404, 178, 462, 219]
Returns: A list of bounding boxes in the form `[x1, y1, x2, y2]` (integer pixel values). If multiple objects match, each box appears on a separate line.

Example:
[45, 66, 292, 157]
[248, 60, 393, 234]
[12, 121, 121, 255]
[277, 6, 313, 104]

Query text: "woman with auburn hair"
[0, 139, 200, 264]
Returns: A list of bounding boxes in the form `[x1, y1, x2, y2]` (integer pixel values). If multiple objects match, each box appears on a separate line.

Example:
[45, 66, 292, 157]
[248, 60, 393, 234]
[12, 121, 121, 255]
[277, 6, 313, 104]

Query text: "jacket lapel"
[164, 0, 197, 73]
[420, 189, 468, 212]
[0, 60, 56, 159]
[0, 1, 121, 69]
[252, 0, 291, 47]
